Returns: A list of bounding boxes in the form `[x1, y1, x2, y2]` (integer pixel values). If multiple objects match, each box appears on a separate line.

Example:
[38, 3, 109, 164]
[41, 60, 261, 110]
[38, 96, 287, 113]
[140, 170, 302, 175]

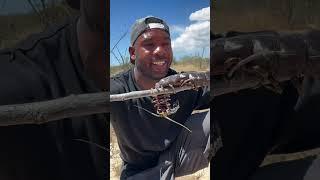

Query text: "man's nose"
[153, 46, 166, 56]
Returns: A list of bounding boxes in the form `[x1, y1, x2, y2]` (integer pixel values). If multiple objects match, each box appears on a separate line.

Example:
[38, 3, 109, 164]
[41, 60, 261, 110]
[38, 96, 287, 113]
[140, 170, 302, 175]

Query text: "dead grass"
[176, 164, 210, 180]
[110, 58, 209, 77]
[171, 62, 209, 73]
[110, 128, 122, 180]
[213, 1, 320, 33]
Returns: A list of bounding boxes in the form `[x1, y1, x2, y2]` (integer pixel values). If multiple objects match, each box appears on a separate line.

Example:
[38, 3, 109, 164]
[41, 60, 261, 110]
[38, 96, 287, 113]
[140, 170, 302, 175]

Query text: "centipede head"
[152, 94, 180, 116]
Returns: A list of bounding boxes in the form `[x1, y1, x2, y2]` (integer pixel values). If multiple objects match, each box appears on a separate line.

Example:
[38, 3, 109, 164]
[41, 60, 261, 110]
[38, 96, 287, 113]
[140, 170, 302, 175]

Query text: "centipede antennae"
[133, 105, 191, 133]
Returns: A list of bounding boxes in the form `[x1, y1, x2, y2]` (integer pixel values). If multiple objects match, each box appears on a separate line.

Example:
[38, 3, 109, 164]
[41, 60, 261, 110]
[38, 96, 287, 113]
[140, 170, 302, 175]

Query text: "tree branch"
[110, 85, 206, 102]
[0, 92, 108, 126]
[0, 82, 210, 126]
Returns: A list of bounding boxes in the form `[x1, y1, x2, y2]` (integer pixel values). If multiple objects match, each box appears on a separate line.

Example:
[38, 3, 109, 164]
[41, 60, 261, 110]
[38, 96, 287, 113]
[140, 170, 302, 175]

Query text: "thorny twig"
[110, 29, 129, 54]
[133, 105, 192, 133]
[111, 51, 122, 65]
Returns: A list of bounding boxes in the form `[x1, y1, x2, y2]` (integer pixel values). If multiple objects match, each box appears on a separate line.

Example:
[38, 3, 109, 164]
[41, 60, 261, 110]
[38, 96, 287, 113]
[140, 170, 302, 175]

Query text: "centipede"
[152, 71, 210, 117]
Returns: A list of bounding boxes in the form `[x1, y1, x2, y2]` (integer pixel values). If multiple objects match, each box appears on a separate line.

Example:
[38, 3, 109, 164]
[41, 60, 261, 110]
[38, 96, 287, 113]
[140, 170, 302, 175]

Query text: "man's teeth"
[153, 61, 165, 65]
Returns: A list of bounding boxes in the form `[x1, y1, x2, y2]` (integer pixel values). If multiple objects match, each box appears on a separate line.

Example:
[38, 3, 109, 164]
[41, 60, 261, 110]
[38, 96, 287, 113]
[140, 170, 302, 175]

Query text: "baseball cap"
[130, 16, 170, 46]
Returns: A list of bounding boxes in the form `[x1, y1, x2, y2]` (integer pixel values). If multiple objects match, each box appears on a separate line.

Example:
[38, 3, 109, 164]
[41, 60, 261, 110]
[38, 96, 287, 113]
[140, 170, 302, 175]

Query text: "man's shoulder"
[110, 68, 133, 94]
[167, 68, 178, 76]
[110, 68, 177, 94]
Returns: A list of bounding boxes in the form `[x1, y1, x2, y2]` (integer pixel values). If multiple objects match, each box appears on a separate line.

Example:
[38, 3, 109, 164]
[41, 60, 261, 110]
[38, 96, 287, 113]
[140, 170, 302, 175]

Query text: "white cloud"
[189, 7, 210, 21]
[170, 25, 185, 34]
[171, 7, 210, 57]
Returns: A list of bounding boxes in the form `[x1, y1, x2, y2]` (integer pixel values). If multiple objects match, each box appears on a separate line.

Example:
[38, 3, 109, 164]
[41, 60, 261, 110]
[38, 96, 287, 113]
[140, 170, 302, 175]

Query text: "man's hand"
[155, 71, 210, 90]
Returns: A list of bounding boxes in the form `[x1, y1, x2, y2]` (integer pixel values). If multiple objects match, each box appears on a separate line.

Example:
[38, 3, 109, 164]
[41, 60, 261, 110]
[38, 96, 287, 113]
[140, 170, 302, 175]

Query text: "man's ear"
[129, 46, 136, 64]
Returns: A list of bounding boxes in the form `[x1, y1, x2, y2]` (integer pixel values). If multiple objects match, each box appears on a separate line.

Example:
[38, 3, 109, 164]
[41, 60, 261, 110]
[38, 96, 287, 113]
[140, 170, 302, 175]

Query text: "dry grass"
[213, 0, 320, 33]
[176, 165, 210, 180]
[171, 62, 209, 73]
[110, 57, 209, 77]
[110, 128, 122, 180]
[110, 60, 210, 179]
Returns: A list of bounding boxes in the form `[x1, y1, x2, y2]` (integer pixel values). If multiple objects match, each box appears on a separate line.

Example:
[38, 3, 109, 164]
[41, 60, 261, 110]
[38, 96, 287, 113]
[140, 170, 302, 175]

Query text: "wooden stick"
[0, 83, 209, 126]
[110, 85, 207, 102]
[0, 92, 108, 126]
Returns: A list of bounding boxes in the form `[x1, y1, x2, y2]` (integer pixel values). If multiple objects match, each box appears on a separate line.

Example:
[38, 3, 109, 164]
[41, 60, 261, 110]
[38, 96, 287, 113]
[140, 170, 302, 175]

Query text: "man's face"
[130, 29, 173, 80]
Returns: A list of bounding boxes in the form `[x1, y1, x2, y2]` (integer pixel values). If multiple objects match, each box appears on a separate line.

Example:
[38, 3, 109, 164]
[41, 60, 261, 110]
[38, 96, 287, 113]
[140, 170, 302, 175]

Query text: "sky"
[0, 0, 31, 15]
[0, 0, 62, 15]
[110, 0, 210, 66]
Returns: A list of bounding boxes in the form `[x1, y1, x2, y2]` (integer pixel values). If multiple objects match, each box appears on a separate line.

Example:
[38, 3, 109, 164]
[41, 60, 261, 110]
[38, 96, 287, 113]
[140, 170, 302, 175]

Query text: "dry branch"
[0, 83, 209, 126]
[0, 92, 108, 126]
[110, 85, 206, 102]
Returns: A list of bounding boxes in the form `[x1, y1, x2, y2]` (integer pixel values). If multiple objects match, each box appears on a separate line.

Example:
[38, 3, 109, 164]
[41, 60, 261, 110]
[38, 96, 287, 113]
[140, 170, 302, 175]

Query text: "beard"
[136, 63, 169, 81]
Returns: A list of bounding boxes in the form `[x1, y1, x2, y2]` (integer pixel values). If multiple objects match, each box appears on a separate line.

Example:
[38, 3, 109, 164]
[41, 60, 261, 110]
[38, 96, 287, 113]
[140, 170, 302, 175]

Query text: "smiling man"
[110, 16, 213, 180]
[129, 17, 173, 89]
[130, 27, 172, 89]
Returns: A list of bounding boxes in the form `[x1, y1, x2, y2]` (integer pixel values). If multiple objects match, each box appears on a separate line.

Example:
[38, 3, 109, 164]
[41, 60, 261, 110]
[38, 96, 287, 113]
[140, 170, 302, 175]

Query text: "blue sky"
[0, 0, 64, 15]
[110, 0, 210, 66]
[0, 0, 32, 15]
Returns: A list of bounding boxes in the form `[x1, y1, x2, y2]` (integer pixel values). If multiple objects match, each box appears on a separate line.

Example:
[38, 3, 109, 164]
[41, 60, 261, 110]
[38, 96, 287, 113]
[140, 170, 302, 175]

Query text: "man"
[110, 16, 213, 179]
[0, 0, 107, 179]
